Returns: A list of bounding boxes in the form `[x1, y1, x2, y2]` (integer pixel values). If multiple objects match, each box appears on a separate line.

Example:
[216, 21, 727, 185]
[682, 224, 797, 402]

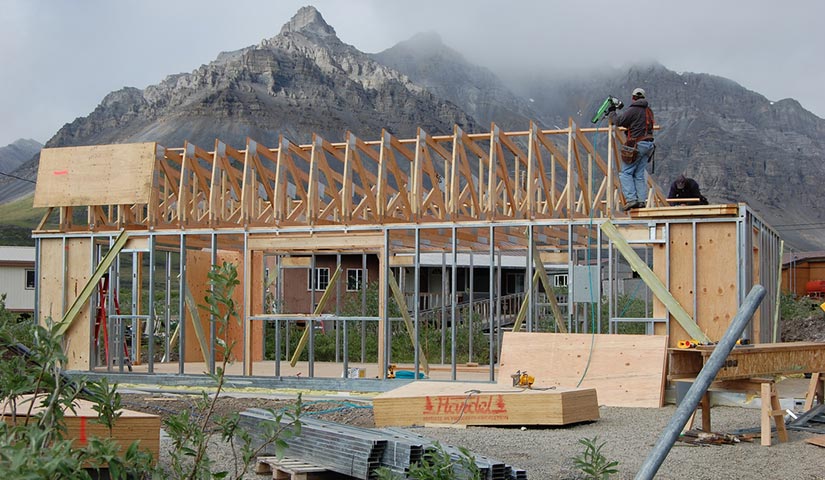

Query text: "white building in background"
[0, 246, 36, 318]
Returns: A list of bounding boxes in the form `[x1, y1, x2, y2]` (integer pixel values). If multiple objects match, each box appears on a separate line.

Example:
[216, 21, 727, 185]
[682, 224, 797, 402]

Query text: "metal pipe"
[414, 227, 421, 380]
[468, 249, 474, 362]
[335, 253, 341, 364]
[148, 235, 155, 373]
[178, 234, 186, 375]
[309, 254, 316, 377]
[450, 226, 457, 380]
[488, 225, 495, 382]
[210, 233, 217, 374]
[635, 285, 767, 480]
[361, 253, 367, 363]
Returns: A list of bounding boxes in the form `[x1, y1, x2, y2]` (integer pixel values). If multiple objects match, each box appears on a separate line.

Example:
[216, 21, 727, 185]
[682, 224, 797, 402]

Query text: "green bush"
[0, 306, 153, 478]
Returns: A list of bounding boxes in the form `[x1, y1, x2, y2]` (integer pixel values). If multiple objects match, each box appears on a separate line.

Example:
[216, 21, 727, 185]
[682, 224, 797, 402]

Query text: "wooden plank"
[601, 220, 711, 344]
[805, 435, 825, 448]
[631, 204, 740, 218]
[388, 272, 430, 374]
[672, 342, 825, 381]
[34, 143, 157, 207]
[248, 233, 384, 251]
[57, 231, 128, 338]
[498, 332, 668, 407]
[2, 396, 160, 462]
[373, 380, 599, 427]
[288, 265, 342, 367]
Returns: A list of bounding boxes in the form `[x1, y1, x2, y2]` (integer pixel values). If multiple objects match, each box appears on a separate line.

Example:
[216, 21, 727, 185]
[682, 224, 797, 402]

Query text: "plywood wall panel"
[184, 249, 248, 363]
[696, 223, 737, 341]
[64, 238, 92, 370]
[498, 332, 668, 407]
[34, 143, 156, 207]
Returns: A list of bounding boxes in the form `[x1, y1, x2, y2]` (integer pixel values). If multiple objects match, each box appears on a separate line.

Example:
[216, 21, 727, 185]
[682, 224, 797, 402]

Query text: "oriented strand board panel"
[373, 381, 599, 427]
[498, 332, 668, 407]
[653, 222, 739, 348]
[654, 223, 694, 344]
[64, 238, 93, 370]
[184, 249, 261, 363]
[38, 238, 65, 322]
[669, 342, 825, 381]
[34, 143, 157, 207]
[696, 223, 738, 341]
[2, 396, 160, 462]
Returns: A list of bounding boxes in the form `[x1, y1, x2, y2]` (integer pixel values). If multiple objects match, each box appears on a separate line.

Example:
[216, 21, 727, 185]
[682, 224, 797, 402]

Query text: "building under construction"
[32, 120, 783, 392]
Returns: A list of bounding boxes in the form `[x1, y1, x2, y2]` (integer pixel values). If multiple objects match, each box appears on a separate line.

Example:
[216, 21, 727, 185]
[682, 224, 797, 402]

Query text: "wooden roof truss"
[35, 120, 668, 251]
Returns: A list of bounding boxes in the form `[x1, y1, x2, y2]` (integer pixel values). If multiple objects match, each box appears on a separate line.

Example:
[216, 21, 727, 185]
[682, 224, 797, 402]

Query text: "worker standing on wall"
[668, 174, 709, 206]
[608, 88, 655, 212]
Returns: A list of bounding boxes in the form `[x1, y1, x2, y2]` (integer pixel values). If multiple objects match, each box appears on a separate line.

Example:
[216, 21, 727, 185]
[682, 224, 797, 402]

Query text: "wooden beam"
[387, 272, 430, 375]
[288, 265, 343, 366]
[56, 230, 129, 337]
[600, 220, 711, 343]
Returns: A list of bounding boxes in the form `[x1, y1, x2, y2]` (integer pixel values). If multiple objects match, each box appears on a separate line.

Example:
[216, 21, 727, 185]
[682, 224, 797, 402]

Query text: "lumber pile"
[1, 395, 160, 461]
[372, 380, 599, 427]
[498, 332, 668, 407]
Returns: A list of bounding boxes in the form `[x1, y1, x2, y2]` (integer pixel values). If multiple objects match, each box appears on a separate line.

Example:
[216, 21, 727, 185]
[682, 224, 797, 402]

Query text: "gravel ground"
[123, 392, 825, 479]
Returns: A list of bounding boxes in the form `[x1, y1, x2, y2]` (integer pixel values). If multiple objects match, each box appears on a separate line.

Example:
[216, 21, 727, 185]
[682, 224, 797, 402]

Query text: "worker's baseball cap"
[632, 88, 646, 98]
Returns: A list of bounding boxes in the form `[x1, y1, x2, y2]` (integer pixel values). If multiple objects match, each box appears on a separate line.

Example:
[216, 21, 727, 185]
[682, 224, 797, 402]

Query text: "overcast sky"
[1, 0, 823, 147]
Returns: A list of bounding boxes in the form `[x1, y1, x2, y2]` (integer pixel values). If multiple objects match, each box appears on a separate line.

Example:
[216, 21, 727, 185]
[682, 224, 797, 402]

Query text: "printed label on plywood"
[421, 394, 509, 423]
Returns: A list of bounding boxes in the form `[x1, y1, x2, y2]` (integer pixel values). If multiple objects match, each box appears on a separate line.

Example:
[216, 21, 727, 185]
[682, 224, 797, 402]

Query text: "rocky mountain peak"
[279, 6, 336, 38]
[401, 32, 448, 56]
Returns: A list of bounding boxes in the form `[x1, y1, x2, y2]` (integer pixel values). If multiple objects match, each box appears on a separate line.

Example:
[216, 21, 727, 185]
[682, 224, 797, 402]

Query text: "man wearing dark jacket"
[668, 174, 709, 206]
[608, 88, 655, 211]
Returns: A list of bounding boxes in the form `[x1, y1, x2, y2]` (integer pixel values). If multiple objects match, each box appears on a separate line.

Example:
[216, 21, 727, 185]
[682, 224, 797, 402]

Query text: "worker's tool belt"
[620, 140, 638, 164]
[620, 136, 654, 164]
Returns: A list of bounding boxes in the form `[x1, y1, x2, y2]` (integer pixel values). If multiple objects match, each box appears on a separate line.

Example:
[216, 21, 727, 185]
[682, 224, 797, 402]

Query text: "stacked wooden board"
[373, 380, 599, 427]
[1, 395, 160, 461]
[498, 332, 668, 407]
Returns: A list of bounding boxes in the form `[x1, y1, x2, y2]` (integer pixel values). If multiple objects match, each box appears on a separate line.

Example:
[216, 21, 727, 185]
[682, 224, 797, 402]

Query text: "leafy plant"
[376, 442, 480, 480]
[0, 304, 152, 479]
[573, 436, 619, 480]
[161, 261, 302, 480]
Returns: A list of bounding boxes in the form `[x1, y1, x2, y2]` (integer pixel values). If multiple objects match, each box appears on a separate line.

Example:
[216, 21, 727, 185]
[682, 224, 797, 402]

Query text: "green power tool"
[591, 96, 624, 124]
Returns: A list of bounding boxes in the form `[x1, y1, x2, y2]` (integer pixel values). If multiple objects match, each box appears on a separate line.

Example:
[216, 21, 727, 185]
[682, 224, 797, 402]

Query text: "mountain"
[372, 32, 543, 131]
[46, 6, 475, 150]
[0, 139, 42, 204]
[0, 139, 41, 173]
[2, 6, 824, 251]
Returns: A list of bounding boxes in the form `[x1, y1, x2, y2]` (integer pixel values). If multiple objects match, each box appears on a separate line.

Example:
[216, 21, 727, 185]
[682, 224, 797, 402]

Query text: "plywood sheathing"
[184, 249, 263, 363]
[372, 380, 599, 427]
[33, 143, 157, 208]
[37, 237, 93, 370]
[653, 222, 738, 348]
[2, 395, 160, 462]
[498, 332, 668, 407]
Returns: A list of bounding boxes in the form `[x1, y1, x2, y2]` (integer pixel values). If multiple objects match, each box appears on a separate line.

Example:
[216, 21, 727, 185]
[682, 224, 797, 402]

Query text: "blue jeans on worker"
[619, 140, 654, 204]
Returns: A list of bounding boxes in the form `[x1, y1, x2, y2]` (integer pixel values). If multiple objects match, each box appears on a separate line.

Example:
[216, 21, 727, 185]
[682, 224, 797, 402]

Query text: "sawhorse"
[804, 372, 825, 411]
[680, 377, 788, 446]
